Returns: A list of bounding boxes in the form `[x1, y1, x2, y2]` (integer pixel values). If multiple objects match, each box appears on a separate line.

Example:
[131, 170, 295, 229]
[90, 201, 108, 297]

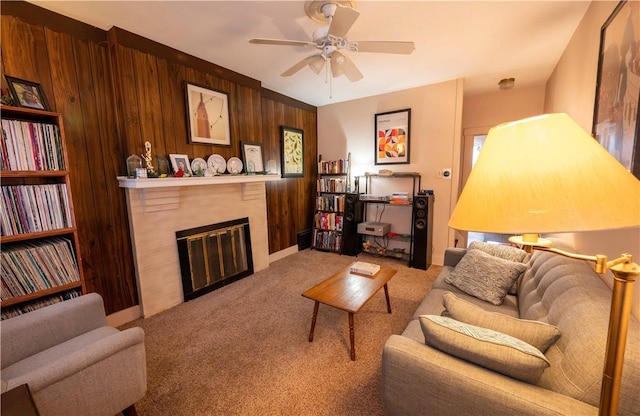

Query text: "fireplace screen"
[176, 218, 253, 301]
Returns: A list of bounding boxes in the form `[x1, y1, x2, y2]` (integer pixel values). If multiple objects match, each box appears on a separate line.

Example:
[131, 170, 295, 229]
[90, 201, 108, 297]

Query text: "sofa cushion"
[468, 241, 529, 294]
[444, 249, 527, 305]
[442, 291, 560, 352]
[468, 241, 527, 262]
[431, 270, 520, 317]
[419, 315, 550, 383]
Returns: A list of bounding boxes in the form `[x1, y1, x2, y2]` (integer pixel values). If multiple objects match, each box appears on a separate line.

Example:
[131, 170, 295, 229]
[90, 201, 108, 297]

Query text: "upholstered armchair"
[1, 293, 147, 416]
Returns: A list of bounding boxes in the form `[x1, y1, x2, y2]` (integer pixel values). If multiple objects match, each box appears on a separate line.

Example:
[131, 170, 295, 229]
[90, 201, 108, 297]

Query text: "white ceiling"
[29, 1, 592, 107]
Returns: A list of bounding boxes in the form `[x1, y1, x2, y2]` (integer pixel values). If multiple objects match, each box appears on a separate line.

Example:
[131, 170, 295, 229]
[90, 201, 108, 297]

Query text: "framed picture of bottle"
[184, 81, 231, 146]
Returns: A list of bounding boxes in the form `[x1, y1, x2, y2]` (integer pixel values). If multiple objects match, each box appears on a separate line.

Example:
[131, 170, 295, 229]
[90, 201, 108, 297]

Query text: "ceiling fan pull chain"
[329, 61, 333, 99]
[325, 57, 330, 83]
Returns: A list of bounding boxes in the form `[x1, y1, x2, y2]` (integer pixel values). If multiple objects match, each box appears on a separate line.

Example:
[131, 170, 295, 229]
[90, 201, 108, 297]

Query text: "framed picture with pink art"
[375, 108, 411, 165]
[184, 81, 231, 146]
[592, 1, 640, 178]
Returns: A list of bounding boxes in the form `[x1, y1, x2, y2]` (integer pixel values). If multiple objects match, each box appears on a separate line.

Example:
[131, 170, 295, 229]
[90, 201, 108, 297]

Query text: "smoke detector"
[499, 77, 515, 90]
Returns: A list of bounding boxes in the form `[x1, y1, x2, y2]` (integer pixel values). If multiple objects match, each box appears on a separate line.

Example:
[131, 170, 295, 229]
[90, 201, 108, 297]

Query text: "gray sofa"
[1, 293, 147, 416]
[382, 241, 640, 415]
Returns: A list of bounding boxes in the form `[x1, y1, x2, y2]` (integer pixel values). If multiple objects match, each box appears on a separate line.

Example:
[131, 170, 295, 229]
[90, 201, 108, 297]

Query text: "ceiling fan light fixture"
[309, 56, 326, 74]
[252, 1, 413, 85]
[305, 1, 357, 23]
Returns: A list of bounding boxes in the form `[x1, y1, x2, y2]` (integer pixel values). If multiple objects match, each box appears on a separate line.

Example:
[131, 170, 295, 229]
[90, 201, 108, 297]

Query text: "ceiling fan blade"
[281, 55, 322, 77]
[331, 51, 363, 82]
[249, 38, 316, 48]
[353, 41, 415, 54]
[328, 5, 360, 38]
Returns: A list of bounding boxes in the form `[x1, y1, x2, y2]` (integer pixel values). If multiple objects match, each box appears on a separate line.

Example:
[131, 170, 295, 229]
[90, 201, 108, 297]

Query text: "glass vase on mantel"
[126, 154, 143, 178]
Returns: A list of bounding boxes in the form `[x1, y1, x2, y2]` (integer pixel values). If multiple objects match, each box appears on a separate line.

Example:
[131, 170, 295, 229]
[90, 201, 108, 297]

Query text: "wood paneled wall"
[1, 2, 316, 315]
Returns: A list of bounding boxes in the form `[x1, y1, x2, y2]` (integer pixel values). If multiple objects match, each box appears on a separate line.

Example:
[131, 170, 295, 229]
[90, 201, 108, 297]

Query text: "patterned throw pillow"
[445, 249, 527, 305]
[420, 315, 550, 383]
[468, 241, 527, 262]
[468, 241, 528, 295]
[442, 291, 561, 352]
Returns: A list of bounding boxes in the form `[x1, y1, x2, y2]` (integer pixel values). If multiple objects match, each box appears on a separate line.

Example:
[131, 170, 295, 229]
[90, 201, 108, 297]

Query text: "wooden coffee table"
[302, 265, 397, 361]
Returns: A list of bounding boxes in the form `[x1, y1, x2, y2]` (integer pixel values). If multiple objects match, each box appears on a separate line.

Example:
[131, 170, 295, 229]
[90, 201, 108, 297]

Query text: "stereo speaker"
[342, 193, 363, 256]
[412, 194, 434, 270]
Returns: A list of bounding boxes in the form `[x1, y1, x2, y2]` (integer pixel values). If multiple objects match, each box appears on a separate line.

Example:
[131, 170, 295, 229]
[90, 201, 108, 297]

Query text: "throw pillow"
[444, 249, 527, 305]
[442, 291, 561, 352]
[468, 241, 528, 262]
[468, 241, 528, 295]
[420, 315, 550, 384]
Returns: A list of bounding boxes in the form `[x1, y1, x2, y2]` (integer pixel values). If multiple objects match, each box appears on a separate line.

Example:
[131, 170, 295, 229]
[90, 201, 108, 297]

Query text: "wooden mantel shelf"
[117, 174, 281, 189]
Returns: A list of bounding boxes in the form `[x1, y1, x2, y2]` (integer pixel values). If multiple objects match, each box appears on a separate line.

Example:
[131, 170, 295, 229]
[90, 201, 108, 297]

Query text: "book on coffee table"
[350, 261, 381, 276]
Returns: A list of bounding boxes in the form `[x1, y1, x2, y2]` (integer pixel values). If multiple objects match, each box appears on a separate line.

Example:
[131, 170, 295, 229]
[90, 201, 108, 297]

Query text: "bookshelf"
[1, 105, 85, 319]
[312, 153, 351, 253]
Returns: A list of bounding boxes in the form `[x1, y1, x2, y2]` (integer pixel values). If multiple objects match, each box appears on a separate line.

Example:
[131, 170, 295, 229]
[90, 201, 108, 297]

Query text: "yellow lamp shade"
[448, 113, 640, 233]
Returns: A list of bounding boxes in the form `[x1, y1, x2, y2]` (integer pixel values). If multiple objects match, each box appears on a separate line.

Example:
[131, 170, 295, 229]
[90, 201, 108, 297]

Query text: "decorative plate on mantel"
[207, 154, 226, 174]
[227, 157, 243, 174]
[191, 158, 207, 175]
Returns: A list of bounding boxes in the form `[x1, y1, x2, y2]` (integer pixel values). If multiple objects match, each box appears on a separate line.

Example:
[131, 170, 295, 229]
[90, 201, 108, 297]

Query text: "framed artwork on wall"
[281, 126, 304, 177]
[592, 1, 640, 178]
[184, 81, 231, 146]
[5, 75, 50, 111]
[375, 108, 411, 165]
[241, 141, 265, 174]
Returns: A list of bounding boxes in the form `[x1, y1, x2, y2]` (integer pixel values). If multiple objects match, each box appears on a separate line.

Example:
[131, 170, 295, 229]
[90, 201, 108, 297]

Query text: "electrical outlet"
[442, 168, 452, 179]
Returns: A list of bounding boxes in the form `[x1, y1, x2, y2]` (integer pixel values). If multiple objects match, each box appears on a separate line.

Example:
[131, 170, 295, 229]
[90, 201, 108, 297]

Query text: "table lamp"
[448, 113, 640, 416]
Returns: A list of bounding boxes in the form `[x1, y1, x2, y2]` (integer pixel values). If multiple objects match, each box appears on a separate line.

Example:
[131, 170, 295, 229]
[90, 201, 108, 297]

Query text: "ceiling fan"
[249, 1, 415, 82]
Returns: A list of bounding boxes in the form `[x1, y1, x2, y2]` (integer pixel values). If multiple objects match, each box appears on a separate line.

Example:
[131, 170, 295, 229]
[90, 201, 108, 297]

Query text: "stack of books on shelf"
[1, 290, 81, 319]
[1, 119, 65, 171]
[1, 184, 73, 236]
[318, 158, 349, 174]
[312, 229, 342, 252]
[317, 177, 347, 193]
[315, 194, 345, 212]
[1, 237, 80, 301]
[313, 212, 343, 231]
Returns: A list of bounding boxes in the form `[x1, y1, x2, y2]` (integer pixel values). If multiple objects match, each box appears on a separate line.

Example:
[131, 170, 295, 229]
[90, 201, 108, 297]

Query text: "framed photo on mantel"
[375, 108, 411, 165]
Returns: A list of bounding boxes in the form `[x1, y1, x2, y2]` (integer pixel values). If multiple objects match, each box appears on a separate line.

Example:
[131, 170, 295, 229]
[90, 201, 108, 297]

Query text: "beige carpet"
[122, 249, 440, 415]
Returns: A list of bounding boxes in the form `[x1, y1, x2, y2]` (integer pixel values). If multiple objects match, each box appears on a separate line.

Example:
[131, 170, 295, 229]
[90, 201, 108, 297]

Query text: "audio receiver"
[357, 222, 391, 237]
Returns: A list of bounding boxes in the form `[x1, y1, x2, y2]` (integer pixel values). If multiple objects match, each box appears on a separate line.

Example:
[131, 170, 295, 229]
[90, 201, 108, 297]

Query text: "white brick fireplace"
[118, 175, 279, 317]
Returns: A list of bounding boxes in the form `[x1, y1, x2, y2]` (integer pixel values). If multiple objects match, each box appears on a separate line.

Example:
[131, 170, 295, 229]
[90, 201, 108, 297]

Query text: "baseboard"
[107, 305, 141, 327]
[269, 245, 298, 263]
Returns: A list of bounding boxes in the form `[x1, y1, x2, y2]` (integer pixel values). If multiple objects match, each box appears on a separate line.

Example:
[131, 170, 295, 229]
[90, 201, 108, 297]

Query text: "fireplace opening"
[176, 217, 254, 301]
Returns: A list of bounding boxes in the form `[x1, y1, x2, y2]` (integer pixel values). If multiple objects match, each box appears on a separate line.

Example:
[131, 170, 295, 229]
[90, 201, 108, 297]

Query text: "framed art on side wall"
[592, 1, 640, 178]
[184, 81, 231, 146]
[281, 126, 304, 177]
[375, 108, 411, 165]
